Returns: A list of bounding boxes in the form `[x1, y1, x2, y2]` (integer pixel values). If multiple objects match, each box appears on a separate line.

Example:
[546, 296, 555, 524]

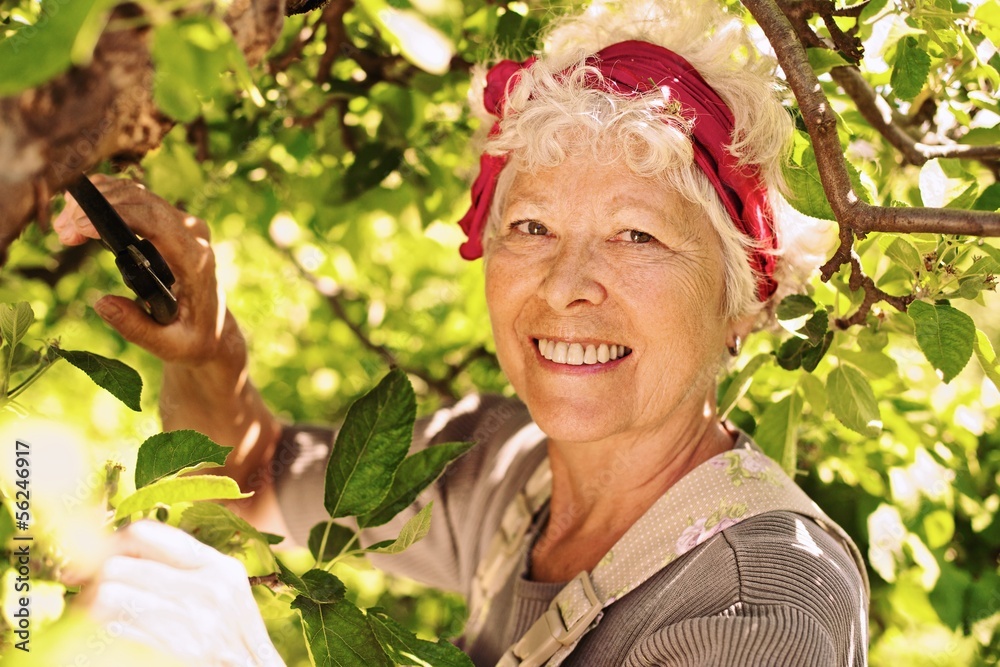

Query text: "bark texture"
[0, 0, 286, 262]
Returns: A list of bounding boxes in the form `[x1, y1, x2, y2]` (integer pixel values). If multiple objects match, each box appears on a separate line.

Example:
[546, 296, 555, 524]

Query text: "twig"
[281, 247, 457, 400]
[829, 67, 1000, 166]
[14, 244, 95, 287]
[248, 573, 282, 589]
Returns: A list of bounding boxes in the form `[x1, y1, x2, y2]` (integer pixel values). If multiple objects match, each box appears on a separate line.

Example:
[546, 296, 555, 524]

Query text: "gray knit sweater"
[275, 394, 869, 666]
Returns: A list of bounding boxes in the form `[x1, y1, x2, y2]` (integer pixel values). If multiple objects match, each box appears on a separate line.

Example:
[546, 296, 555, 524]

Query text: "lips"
[534, 338, 633, 365]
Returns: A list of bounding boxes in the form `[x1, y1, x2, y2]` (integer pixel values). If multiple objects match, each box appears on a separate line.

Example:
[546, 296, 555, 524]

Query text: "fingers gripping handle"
[67, 176, 179, 325]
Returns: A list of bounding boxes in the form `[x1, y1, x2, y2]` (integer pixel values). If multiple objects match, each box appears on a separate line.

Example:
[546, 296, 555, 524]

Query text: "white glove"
[80, 520, 285, 667]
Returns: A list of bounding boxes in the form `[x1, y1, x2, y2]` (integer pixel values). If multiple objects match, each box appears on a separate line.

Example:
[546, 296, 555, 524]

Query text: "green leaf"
[908, 300, 975, 383]
[973, 182, 1000, 212]
[922, 509, 955, 549]
[151, 17, 236, 122]
[891, 36, 930, 101]
[134, 430, 233, 488]
[358, 441, 474, 528]
[798, 372, 827, 415]
[776, 336, 807, 371]
[324, 369, 415, 518]
[783, 145, 835, 220]
[828, 364, 882, 437]
[114, 476, 250, 520]
[801, 310, 829, 345]
[308, 521, 357, 563]
[974, 329, 1000, 392]
[754, 392, 803, 475]
[718, 354, 769, 421]
[367, 608, 474, 667]
[776, 295, 817, 321]
[178, 503, 277, 570]
[0, 0, 114, 96]
[806, 48, 851, 74]
[365, 502, 433, 554]
[0, 302, 34, 349]
[51, 348, 143, 411]
[290, 570, 394, 667]
[801, 330, 833, 373]
[885, 238, 923, 274]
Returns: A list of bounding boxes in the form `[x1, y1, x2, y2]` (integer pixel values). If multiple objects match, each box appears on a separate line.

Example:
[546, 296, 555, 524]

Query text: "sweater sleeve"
[272, 393, 547, 594]
[630, 604, 839, 666]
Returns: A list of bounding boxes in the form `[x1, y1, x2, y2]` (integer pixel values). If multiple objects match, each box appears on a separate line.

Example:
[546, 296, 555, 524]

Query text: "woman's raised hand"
[53, 176, 283, 500]
[52, 175, 246, 369]
[78, 520, 285, 667]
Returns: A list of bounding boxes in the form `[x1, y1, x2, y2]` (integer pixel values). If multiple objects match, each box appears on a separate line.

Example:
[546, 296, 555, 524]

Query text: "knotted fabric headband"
[457, 39, 778, 301]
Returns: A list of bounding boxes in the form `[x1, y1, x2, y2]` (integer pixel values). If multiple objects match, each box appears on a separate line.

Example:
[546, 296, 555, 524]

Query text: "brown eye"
[527, 221, 549, 235]
[629, 230, 653, 244]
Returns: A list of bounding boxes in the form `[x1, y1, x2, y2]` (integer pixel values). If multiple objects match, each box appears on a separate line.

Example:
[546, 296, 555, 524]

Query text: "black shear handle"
[67, 176, 180, 325]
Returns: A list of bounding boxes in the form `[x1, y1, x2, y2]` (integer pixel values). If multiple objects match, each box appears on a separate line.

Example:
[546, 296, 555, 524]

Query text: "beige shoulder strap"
[468, 440, 868, 667]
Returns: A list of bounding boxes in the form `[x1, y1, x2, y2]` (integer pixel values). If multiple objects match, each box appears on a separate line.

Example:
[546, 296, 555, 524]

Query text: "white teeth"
[536, 339, 631, 366]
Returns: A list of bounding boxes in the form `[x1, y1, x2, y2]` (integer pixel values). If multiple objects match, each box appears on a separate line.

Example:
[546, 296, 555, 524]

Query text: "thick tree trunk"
[0, 0, 285, 263]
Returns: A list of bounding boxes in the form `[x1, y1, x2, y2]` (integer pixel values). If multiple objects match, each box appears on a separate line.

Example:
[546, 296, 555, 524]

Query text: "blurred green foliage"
[1, 0, 1000, 664]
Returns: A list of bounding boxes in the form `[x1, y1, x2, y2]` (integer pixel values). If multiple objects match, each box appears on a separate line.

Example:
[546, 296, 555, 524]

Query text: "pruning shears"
[67, 176, 179, 325]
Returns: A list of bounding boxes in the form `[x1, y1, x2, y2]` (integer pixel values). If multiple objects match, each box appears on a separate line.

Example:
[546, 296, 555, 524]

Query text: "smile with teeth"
[535, 338, 632, 365]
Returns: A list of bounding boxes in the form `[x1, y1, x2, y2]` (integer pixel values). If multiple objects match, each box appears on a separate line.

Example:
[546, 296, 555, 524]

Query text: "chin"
[520, 391, 626, 444]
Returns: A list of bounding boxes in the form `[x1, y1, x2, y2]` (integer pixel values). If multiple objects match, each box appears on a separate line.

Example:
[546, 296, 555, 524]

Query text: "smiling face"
[485, 155, 746, 446]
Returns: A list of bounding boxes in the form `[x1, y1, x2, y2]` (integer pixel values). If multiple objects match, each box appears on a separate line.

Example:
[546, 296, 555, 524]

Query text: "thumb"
[94, 296, 168, 352]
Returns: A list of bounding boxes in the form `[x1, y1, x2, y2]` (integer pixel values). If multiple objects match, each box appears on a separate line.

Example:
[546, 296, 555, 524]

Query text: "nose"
[537, 240, 608, 311]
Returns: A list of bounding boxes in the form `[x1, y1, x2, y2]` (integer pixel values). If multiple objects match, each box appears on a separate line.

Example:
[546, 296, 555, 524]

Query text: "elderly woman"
[56, 0, 868, 665]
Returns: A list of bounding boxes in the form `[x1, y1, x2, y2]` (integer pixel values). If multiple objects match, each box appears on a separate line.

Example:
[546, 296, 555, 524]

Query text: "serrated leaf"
[909, 300, 975, 383]
[885, 238, 923, 274]
[974, 329, 1000, 392]
[359, 441, 474, 528]
[308, 521, 357, 563]
[365, 502, 433, 554]
[134, 430, 232, 488]
[801, 330, 833, 373]
[51, 348, 142, 411]
[836, 349, 898, 379]
[801, 310, 829, 345]
[0, 302, 33, 349]
[114, 476, 250, 520]
[324, 369, 415, 518]
[754, 392, 803, 475]
[776, 336, 807, 371]
[367, 608, 474, 667]
[718, 354, 770, 421]
[290, 570, 394, 667]
[776, 295, 817, 321]
[828, 364, 882, 437]
[178, 503, 277, 570]
[891, 36, 930, 101]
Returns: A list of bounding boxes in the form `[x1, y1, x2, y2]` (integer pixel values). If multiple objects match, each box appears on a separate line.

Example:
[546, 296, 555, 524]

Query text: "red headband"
[457, 39, 778, 301]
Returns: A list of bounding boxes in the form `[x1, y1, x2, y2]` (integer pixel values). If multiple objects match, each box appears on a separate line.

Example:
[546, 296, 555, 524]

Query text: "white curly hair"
[471, 0, 834, 321]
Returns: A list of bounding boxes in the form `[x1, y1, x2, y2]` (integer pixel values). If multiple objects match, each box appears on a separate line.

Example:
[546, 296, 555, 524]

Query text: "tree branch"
[741, 0, 1000, 239]
[829, 66, 1000, 166]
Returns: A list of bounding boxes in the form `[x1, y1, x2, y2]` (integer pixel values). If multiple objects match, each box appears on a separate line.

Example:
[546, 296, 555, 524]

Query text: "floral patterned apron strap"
[483, 439, 868, 667]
